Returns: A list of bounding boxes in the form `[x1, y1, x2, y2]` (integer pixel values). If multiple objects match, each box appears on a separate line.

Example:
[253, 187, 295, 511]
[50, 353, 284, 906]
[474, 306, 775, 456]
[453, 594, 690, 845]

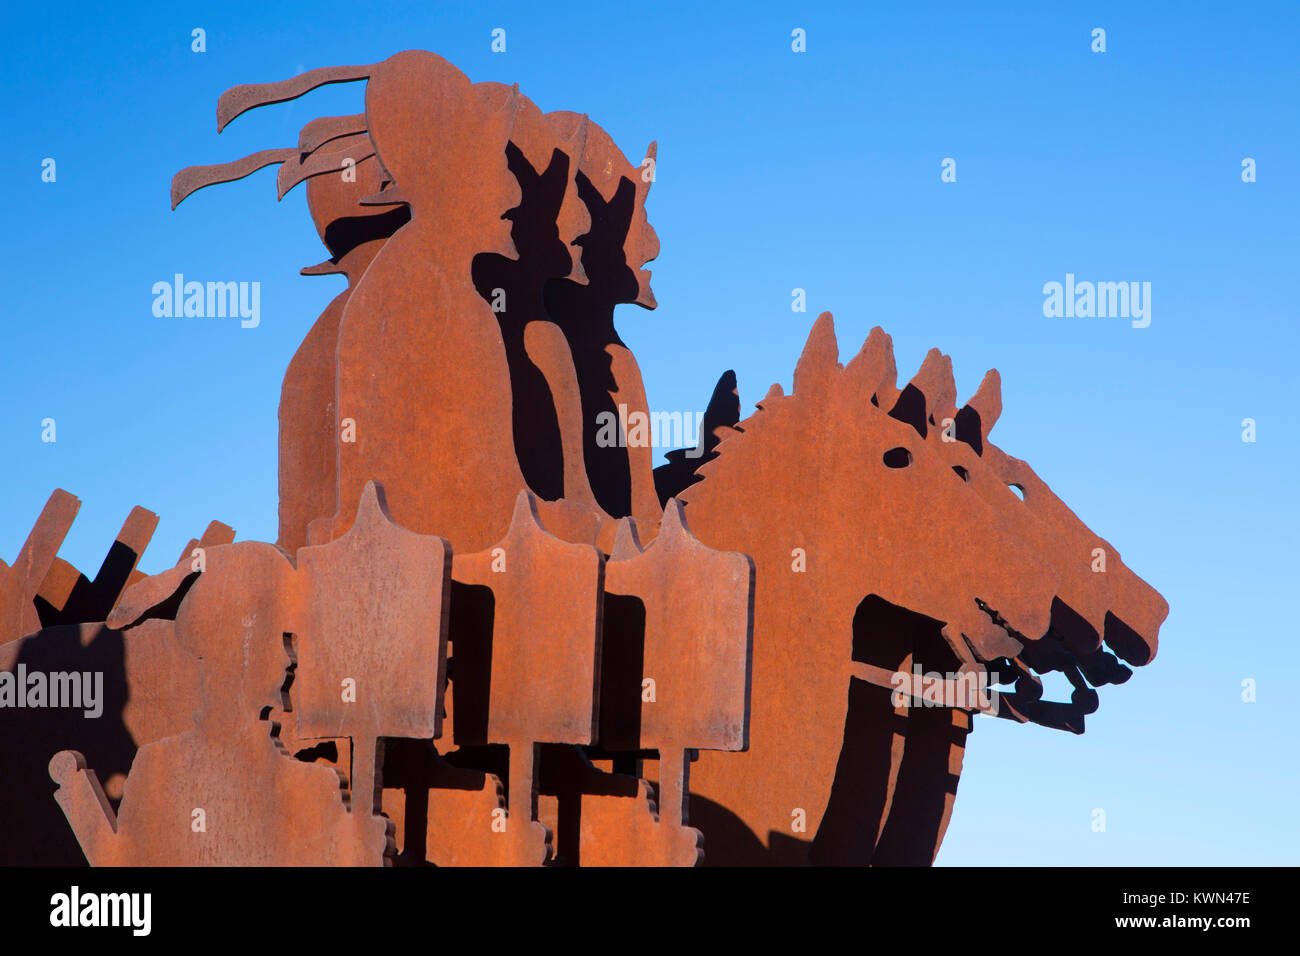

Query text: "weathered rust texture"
[681, 313, 1167, 864]
[281, 141, 406, 555]
[379, 739, 514, 866]
[48, 482, 451, 865]
[102, 519, 235, 632]
[297, 113, 367, 155]
[0, 496, 227, 858]
[584, 501, 751, 865]
[0, 620, 198, 865]
[653, 369, 740, 505]
[177, 520, 236, 563]
[445, 490, 604, 864]
[469, 90, 598, 512]
[180, 52, 663, 552]
[498, 500, 754, 867]
[540, 113, 662, 526]
[171, 148, 297, 209]
[578, 778, 703, 868]
[1, 490, 79, 643]
[216, 64, 374, 132]
[3, 491, 201, 639]
[2, 49, 1170, 869]
[171, 121, 400, 557]
[294, 481, 450, 853]
[310, 54, 528, 552]
[35, 506, 158, 628]
[50, 539, 389, 865]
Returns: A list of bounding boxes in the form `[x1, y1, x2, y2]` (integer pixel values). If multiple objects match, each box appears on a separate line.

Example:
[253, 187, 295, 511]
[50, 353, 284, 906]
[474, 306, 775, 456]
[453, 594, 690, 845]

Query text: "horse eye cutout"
[882, 447, 912, 469]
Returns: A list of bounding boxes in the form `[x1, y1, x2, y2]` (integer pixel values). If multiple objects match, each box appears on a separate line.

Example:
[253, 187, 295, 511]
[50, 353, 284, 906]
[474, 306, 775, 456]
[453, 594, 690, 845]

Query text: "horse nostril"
[882, 447, 912, 468]
[953, 465, 969, 481]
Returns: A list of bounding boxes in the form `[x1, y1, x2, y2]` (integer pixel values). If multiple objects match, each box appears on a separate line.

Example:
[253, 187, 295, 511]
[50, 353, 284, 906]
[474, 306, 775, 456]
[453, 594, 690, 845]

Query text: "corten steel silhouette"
[1, 50, 1169, 867]
[0, 620, 199, 865]
[589, 502, 752, 866]
[0, 491, 230, 865]
[678, 316, 1166, 864]
[1, 490, 79, 643]
[48, 484, 439, 866]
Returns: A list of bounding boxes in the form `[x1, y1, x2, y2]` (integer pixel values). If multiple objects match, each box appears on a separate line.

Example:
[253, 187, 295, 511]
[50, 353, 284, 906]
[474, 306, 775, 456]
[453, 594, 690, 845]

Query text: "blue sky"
[2, 1, 1296, 864]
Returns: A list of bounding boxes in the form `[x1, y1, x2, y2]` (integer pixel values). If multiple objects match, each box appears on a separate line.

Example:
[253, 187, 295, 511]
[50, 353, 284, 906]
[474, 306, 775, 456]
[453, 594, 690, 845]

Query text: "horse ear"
[793, 312, 840, 395]
[905, 348, 958, 429]
[955, 369, 1002, 452]
[844, 326, 898, 410]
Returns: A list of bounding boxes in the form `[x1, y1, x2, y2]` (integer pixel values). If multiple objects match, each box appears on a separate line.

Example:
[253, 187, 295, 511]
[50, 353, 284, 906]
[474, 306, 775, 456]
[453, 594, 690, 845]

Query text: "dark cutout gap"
[1103, 611, 1154, 667]
[321, 205, 411, 263]
[34, 538, 147, 628]
[952, 465, 969, 482]
[1008, 483, 1025, 501]
[888, 384, 928, 438]
[653, 369, 739, 506]
[446, 581, 495, 746]
[471, 142, 571, 502]
[542, 170, 643, 517]
[953, 405, 983, 455]
[812, 595, 963, 865]
[598, 594, 647, 750]
[0, 624, 136, 864]
[294, 740, 340, 764]
[882, 447, 912, 469]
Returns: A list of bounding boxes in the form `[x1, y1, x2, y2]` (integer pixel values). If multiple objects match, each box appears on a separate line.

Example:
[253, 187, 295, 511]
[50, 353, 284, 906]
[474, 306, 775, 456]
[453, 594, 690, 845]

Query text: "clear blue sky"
[2, 1, 1296, 865]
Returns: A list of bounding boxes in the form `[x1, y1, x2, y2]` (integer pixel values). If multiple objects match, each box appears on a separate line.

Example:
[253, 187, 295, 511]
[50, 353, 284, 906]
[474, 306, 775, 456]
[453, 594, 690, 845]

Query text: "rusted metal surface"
[47, 542, 305, 864]
[590, 502, 751, 864]
[294, 480, 450, 858]
[3, 488, 220, 638]
[0, 620, 198, 865]
[1, 490, 79, 644]
[101, 518, 235, 632]
[172, 119, 400, 557]
[180, 52, 661, 550]
[36, 506, 158, 628]
[653, 369, 740, 505]
[681, 314, 1167, 864]
[1, 50, 1168, 868]
[444, 490, 605, 865]
[566, 504, 754, 868]
[49, 490, 436, 865]
[380, 739, 512, 866]
[539, 113, 661, 526]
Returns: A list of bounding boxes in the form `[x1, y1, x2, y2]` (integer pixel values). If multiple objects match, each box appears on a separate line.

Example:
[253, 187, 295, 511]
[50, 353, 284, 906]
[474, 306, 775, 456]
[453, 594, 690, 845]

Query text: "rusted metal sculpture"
[680, 315, 1166, 864]
[0, 493, 227, 865]
[1, 490, 79, 644]
[0, 49, 1169, 867]
[582, 502, 752, 866]
[48, 485, 433, 866]
[446, 490, 605, 865]
[0, 620, 198, 865]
